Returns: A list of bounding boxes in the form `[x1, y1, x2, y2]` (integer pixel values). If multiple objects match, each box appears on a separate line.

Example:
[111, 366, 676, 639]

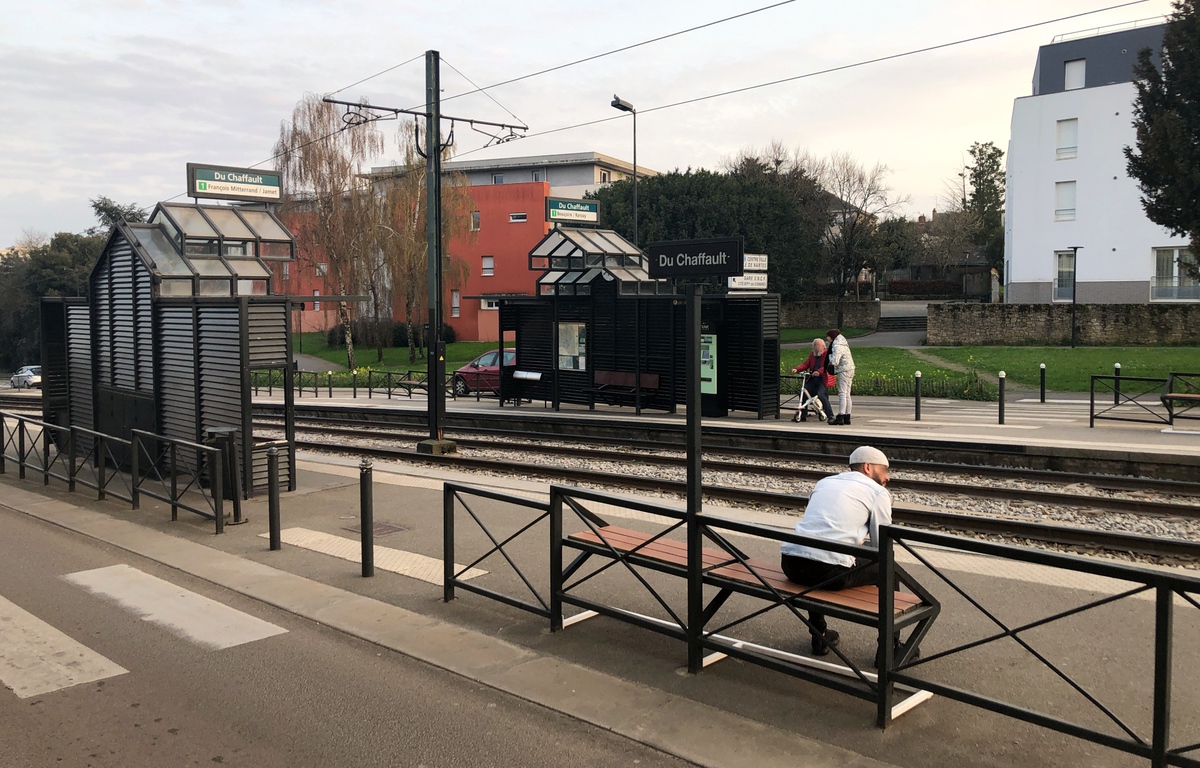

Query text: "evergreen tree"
[965, 141, 1005, 275]
[1125, 0, 1200, 277]
[88, 195, 147, 234]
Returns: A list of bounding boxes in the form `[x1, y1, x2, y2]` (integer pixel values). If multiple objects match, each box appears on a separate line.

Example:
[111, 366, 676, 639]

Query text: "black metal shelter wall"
[722, 295, 780, 418]
[245, 300, 292, 493]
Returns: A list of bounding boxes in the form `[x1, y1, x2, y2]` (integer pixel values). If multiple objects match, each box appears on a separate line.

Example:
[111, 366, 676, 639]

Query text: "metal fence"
[0, 411, 228, 533]
[1089, 375, 1170, 428]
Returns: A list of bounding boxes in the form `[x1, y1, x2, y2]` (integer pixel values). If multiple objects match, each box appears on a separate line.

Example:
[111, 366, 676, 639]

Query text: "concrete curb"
[1, 482, 900, 768]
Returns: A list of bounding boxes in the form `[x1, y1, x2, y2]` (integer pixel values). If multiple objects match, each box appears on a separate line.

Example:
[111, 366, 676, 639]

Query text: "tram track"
[265, 418, 1200, 518]
[290, 436, 1200, 563]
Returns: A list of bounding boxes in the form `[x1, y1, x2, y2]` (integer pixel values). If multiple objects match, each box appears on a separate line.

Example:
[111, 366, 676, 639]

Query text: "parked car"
[451, 350, 515, 396]
[10, 365, 41, 389]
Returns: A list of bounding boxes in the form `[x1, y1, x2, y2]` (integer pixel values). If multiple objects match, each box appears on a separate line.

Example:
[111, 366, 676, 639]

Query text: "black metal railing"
[0, 411, 227, 533]
[367, 369, 429, 399]
[443, 481, 553, 618]
[1090, 375, 1170, 427]
[880, 526, 1200, 767]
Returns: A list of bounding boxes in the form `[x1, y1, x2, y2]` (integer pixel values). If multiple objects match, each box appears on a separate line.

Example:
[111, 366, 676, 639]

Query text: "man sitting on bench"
[780, 446, 892, 656]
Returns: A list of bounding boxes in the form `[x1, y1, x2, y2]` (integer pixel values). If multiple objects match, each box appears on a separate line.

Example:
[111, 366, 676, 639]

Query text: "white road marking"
[0, 594, 128, 698]
[261, 528, 486, 585]
[64, 565, 287, 650]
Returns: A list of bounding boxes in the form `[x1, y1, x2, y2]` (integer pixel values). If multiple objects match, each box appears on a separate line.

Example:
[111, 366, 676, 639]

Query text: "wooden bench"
[1162, 372, 1200, 425]
[585, 370, 661, 410]
[565, 525, 939, 666]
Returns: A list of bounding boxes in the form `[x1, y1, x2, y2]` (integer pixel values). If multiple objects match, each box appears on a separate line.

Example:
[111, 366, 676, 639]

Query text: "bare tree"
[802, 152, 908, 316]
[275, 94, 386, 371]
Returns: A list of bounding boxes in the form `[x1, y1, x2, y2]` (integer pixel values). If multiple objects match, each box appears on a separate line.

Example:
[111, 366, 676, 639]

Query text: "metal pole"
[1151, 586, 1174, 768]
[360, 458, 374, 577]
[1070, 245, 1081, 348]
[1113, 363, 1121, 406]
[352, 369, 357, 399]
[327, 371, 333, 398]
[268, 447, 281, 551]
[998, 371, 1006, 425]
[914, 371, 921, 421]
[425, 49, 447, 445]
[443, 483, 455, 602]
[685, 284, 703, 673]
[1040, 363, 1046, 403]
[632, 109, 637, 247]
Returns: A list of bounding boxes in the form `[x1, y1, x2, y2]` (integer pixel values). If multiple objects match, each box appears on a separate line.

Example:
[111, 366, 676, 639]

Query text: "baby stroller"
[791, 371, 827, 423]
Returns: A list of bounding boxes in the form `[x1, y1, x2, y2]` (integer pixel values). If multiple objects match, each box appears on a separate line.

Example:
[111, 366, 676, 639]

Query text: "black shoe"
[811, 629, 840, 657]
[800, 411, 808, 422]
[830, 414, 844, 425]
[843, 414, 851, 425]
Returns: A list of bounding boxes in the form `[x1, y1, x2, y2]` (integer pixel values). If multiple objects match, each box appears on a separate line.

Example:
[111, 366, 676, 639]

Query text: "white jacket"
[828, 335, 855, 374]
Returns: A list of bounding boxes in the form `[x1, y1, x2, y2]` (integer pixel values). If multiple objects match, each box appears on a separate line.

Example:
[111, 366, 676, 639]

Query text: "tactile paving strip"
[260, 527, 486, 585]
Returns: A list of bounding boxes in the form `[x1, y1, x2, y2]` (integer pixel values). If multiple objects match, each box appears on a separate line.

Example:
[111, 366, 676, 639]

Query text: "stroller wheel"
[818, 410, 827, 422]
[791, 413, 800, 423]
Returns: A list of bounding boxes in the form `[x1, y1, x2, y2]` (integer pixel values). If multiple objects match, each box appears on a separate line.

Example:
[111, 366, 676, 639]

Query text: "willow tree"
[372, 129, 471, 364]
[275, 94, 385, 370]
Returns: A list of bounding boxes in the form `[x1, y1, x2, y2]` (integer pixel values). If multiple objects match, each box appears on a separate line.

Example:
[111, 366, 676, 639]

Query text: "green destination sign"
[546, 197, 598, 223]
[187, 163, 282, 202]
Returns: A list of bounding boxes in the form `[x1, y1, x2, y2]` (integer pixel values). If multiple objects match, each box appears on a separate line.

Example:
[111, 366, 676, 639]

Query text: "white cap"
[848, 446, 889, 467]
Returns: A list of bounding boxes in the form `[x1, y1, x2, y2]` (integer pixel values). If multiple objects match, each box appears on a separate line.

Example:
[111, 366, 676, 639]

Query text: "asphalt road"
[0, 507, 691, 768]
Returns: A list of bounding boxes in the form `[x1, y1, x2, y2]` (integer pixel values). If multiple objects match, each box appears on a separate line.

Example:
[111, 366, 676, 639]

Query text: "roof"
[528, 226, 669, 296]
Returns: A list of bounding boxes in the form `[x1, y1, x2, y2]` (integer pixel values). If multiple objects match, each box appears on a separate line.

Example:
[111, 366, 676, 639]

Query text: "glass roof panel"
[224, 259, 271, 278]
[537, 270, 565, 285]
[192, 259, 231, 277]
[163, 205, 217, 237]
[594, 229, 641, 255]
[237, 209, 290, 241]
[579, 230, 620, 254]
[132, 226, 192, 276]
[532, 234, 564, 257]
[556, 271, 584, 285]
[203, 207, 255, 239]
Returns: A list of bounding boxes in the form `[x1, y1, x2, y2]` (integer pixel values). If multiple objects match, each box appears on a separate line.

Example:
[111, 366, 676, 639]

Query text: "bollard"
[327, 371, 333, 398]
[267, 447, 281, 551]
[1040, 363, 1046, 403]
[352, 369, 358, 399]
[1114, 363, 1121, 406]
[360, 458, 374, 577]
[998, 371, 1006, 425]
[914, 371, 922, 421]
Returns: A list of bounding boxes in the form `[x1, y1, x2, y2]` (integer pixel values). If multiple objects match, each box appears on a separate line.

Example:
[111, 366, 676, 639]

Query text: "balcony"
[1151, 276, 1200, 301]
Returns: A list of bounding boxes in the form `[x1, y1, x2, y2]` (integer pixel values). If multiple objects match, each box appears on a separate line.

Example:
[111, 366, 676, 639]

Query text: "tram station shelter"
[498, 226, 781, 418]
[41, 201, 299, 498]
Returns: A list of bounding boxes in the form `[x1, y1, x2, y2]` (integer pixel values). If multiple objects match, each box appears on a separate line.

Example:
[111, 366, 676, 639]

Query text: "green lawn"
[922, 346, 1200, 392]
[293, 333, 509, 373]
[781, 347, 996, 400]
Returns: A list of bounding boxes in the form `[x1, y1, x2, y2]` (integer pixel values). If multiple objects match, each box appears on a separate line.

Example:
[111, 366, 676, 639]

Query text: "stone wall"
[781, 300, 880, 330]
[928, 303, 1200, 345]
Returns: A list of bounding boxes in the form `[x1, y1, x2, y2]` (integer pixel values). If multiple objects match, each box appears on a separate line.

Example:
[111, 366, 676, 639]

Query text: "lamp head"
[611, 95, 634, 113]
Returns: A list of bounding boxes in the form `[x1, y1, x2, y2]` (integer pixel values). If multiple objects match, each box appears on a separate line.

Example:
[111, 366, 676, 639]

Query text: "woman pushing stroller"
[790, 338, 835, 423]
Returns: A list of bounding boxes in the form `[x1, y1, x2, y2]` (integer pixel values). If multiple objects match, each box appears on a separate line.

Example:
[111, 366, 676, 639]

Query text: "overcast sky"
[0, 0, 1174, 247]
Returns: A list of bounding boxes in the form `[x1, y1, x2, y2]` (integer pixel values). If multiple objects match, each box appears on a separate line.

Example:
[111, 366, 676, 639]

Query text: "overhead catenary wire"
[452, 0, 1150, 159]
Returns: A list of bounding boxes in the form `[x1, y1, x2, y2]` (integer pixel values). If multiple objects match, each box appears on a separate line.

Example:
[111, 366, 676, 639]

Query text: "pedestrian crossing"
[0, 564, 286, 699]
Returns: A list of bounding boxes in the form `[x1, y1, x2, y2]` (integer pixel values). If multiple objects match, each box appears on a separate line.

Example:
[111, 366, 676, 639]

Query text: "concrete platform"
[3, 451, 1198, 768]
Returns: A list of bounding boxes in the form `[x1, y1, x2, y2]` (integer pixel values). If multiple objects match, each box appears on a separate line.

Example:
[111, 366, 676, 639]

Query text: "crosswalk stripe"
[0, 594, 128, 698]
[64, 565, 287, 650]
[260, 528, 487, 585]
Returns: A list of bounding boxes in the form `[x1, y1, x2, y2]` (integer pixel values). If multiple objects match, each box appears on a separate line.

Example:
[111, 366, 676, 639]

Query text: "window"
[316, 262, 328, 276]
[482, 298, 501, 310]
[1054, 181, 1076, 221]
[509, 212, 527, 223]
[470, 211, 480, 231]
[312, 290, 320, 311]
[600, 170, 611, 183]
[1153, 247, 1199, 300]
[1054, 251, 1076, 302]
[482, 255, 494, 276]
[492, 173, 504, 185]
[558, 322, 587, 370]
[282, 262, 290, 280]
[1055, 118, 1078, 160]
[532, 170, 544, 182]
[451, 289, 460, 317]
[1064, 59, 1085, 90]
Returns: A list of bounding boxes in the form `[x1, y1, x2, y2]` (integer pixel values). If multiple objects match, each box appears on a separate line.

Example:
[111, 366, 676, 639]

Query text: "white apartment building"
[1005, 22, 1196, 304]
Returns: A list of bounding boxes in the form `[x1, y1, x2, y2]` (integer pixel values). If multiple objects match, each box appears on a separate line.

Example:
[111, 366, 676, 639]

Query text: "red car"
[452, 349, 515, 396]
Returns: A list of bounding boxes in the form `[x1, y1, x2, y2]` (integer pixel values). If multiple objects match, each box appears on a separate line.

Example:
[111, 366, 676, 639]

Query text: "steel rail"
[293, 438, 1200, 561]
[274, 421, 1200, 518]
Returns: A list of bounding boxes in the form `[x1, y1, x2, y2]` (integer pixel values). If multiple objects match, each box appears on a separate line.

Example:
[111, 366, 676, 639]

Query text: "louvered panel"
[155, 305, 198, 454]
[509, 303, 552, 401]
[94, 249, 112, 385]
[134, 257, 154, 394]
[67, 304, 94, 450]
[247, 302, 289, 368]
[109, 241, 136, 391]
[250, 444, 291, 493]
[197, 306, 244, 442]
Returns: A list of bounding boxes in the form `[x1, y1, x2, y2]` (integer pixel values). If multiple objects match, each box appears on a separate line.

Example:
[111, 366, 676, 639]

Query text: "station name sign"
[547, 197, 598, 223]
[646, 237, 745, 278]
[187, 163, 282, 202]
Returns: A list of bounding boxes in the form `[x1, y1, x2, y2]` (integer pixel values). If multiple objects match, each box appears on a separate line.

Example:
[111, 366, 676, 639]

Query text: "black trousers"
[780, 555, 879, 639]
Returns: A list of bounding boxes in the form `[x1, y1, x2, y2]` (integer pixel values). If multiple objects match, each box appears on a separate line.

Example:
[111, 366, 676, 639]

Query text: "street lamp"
[1069, 245, 1083, 348]
[610, 95, 637, 246]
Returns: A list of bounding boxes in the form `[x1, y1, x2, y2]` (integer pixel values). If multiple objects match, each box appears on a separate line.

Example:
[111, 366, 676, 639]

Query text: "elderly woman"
[790, 338, 835, 423]
[826, 329, 856, 425]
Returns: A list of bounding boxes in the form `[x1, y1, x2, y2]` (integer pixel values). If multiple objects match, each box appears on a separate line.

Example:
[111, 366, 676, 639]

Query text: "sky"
[0, 0, 1176, 248]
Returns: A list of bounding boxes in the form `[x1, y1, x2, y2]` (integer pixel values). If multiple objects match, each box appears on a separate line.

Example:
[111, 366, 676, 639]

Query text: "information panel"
[187, 163, 282, 203]
[646, 237, 744, 279]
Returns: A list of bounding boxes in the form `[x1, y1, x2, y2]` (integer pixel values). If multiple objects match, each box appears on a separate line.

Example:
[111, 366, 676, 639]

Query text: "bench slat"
[567, 526, 923, 617]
